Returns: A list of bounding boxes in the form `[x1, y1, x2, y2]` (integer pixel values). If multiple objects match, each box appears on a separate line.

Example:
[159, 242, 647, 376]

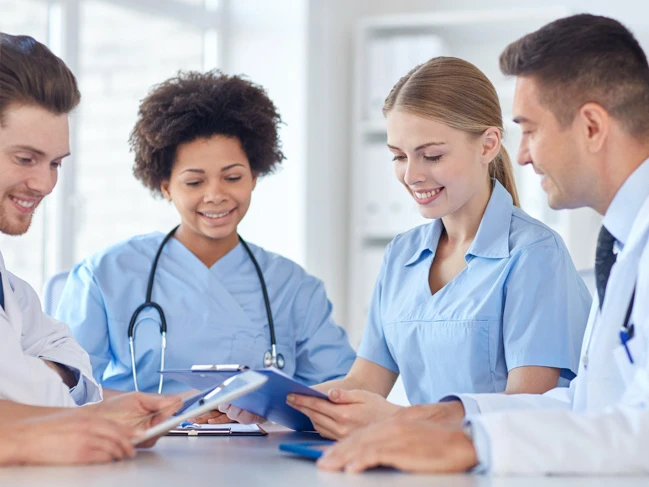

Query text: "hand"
[395, 401, 465, 428]
[2, 411, 138, 465]
[188, 409, 230, 424]
[217, 403, 267, 424]
[286, 389, 401, 439]
[316, 416, 478, 473]
[88, 392, 182, 448]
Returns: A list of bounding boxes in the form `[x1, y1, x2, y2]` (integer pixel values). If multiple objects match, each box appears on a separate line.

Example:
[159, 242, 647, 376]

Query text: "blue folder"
[160, 367, 328, 431]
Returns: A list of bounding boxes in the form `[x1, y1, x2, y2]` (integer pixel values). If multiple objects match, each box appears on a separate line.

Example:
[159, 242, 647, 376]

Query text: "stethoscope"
[128, 225, 284, 393]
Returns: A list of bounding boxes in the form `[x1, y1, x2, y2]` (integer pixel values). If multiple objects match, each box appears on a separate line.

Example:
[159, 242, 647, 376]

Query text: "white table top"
[1, 425, 647, 486]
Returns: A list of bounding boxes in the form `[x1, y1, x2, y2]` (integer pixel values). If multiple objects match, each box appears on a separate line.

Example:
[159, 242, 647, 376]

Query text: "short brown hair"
[130, 70, 285, 195]
[0, 33, 80, 123]
[384, 56, 520, 207]
[500, 14, 649, 137]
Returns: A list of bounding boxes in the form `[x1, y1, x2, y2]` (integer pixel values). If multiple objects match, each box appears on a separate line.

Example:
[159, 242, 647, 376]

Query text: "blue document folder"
[160, 367, 328, 431]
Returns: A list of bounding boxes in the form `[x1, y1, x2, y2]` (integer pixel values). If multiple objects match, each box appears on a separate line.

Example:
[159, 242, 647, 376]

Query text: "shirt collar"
[603, 157, 649, 248]
[404, 180, 513, 266]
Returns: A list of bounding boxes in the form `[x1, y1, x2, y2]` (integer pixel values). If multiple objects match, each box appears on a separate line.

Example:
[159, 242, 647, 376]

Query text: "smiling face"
[0, 103, 70, 236]
[160, 135, 256, 247]
[386, 110, 498, 221]
[513, 76, 589, 210]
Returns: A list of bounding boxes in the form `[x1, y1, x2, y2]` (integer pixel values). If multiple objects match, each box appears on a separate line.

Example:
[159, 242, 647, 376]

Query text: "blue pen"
[179, 421, 195, 428]
[620, 325, 635, 364]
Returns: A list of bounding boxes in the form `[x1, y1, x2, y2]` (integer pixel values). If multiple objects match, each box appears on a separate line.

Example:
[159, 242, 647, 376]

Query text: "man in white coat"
[0, 33, 182, 465]
[317, 14, 649, 475]
[0, 32, 102, 407]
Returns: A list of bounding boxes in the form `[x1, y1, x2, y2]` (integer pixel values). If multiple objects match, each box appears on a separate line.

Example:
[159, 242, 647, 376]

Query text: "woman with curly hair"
[55, 72, 355, 408]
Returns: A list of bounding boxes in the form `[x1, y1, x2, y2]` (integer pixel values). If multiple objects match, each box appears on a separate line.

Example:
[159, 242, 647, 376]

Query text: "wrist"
[455, 427, 479, 471]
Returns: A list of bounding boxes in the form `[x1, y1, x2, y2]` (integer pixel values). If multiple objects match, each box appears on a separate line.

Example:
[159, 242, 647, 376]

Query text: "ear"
[480, 127, 502, 166]
[160, 180, 172, 201]
[251, 172, 258, 191]
[577, 103, 609, 153]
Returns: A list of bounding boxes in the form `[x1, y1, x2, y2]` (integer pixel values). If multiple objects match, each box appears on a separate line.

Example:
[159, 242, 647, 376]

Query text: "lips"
[412, 187, 444, 205]
[9, 195, 39, 214]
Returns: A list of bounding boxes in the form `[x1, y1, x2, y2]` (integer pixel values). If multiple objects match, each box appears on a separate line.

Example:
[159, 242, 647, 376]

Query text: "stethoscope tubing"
[127, 226, 283, 393]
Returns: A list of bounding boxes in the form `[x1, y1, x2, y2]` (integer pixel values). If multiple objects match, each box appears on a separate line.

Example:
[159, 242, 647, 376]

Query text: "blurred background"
[0, 0, 642, 349]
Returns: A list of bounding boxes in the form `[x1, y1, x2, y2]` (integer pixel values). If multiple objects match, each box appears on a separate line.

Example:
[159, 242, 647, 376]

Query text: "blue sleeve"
[357, 242, 399, 373]
[292, 276, 356, 385]
[502, 241, 591, 380]
[54, 262, 111, 385]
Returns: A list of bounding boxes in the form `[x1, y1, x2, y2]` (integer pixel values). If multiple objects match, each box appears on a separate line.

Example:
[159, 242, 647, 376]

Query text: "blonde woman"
[227, 57, 591, 438]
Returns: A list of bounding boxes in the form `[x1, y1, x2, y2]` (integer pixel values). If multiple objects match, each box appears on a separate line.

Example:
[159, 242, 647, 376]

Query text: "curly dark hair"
[130, 70, 284, 195]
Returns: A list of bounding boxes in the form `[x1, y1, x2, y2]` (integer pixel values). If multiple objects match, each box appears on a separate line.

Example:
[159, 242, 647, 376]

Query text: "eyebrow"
[10, 145, 70, 159]
[180, 163, 245, 175]
[387, 141, 446, 152]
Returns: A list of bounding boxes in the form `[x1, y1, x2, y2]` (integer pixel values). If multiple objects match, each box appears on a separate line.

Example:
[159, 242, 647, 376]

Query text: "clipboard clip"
[190, 364, 249, 372]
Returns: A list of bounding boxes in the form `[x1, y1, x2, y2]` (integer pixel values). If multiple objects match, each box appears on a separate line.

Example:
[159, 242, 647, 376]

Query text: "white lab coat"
[466, 195, 649, 475]
[0, 251, 101, 407]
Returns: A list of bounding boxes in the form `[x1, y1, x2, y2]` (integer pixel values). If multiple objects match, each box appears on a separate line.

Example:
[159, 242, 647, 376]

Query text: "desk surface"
[1, 425, 647, 486]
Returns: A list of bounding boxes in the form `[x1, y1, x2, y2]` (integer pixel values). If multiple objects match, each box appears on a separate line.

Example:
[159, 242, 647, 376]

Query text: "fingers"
[221, 405, 265, 424]
[287, 402, 347, 439]
[136, 392, 183, 416]
[189, 409, 225, 424]
[327, 389, 365, 405]
[286, 394, 341, 418]
[207, 414, 232, 425]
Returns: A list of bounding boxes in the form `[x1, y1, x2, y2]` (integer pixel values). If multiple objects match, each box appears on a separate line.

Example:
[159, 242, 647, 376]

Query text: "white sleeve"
[477, 404, 649, 475]
[0, 271, 101, 407]
[454, 380, 575, 414]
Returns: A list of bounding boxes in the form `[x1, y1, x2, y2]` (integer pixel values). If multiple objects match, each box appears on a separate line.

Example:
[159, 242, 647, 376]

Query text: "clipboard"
[160, 367, 329, 431]
[168, 423, 267, 436]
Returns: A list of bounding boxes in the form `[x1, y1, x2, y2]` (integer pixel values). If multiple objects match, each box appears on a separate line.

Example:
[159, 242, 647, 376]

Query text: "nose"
[402, 157, 427, 187]
[517, 139, 532, 167]
[25, 164, 57, 196]
[203, 180, 227, 204]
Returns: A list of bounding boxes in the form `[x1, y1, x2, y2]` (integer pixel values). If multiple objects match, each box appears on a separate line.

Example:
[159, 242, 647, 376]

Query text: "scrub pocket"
[383, 319, 496, 404]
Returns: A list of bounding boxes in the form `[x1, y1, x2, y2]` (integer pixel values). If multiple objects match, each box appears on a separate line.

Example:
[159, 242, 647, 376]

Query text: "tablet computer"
[161, 367, 329, 431]
[279, 441, 335, 460]
[134, 370, 267, 444]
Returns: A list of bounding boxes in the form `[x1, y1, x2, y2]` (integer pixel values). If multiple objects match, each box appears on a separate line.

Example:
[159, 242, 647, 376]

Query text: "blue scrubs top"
[56, 235, 356, 393]
[358, 181, 591, 404]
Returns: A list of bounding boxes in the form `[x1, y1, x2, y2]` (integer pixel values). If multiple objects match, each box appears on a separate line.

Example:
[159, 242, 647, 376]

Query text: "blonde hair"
[383, 56, 520, 207]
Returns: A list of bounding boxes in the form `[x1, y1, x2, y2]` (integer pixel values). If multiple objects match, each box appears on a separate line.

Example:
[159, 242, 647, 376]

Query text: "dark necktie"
[595, 225, 616, 308]
[0, 271, 4, 310]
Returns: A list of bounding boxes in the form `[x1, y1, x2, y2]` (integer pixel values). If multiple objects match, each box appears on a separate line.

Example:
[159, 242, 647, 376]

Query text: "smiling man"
[0, 33, 103, 406]
[318, 14, 649, 476]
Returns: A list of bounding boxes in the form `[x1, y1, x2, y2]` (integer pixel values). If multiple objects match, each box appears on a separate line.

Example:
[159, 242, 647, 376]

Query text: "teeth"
[12, 197, 35, 208]
[202, 210, 231, 218]
[414, 188, 442, 199]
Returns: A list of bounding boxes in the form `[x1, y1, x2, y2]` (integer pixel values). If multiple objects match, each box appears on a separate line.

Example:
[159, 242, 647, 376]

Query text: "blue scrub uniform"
[56, 236, 356, 393]
[358, 181, 591, 404]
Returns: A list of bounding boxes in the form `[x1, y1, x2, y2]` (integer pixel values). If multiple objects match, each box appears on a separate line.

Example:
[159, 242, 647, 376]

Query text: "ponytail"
[489, 146, 520, 207]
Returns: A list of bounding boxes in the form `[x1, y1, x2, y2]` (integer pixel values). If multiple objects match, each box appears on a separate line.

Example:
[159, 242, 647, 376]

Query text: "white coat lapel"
[0, 254, 23, 336]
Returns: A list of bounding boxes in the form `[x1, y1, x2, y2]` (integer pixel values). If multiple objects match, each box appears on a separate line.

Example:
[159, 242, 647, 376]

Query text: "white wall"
[305, 0, 439, 327]
[228, 0, 308, 267]
[305, 0, 649, 328]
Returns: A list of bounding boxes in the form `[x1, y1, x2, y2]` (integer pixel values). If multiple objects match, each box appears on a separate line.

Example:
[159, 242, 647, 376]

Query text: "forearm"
[0, 400, 70, 423]
[313, 375, 367, 394]
[101, 388, 127, 399]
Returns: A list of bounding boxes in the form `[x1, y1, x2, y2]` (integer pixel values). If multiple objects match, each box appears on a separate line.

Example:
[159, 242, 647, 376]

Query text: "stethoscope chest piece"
[264, 348, 285, 369]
